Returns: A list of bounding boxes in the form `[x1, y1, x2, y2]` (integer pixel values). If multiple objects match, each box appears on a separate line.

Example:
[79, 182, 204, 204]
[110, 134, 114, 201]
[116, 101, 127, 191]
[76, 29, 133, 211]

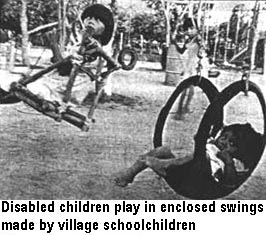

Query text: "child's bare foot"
[112, 169, 134, 187]
[146, 157, 167, 177]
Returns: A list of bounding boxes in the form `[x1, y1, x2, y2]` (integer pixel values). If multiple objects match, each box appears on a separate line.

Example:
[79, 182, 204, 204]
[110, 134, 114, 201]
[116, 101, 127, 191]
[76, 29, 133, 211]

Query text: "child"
[1, 4, 117, 111]
[52, 3, 118, 106]
[113, 123, 263, 198]
[60, 3, 118, 104]
[173, 17, 209, 120]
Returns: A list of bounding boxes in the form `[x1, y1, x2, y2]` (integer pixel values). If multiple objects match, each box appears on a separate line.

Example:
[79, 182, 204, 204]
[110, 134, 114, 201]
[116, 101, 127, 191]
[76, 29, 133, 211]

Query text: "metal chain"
[196, 37, 204, 85]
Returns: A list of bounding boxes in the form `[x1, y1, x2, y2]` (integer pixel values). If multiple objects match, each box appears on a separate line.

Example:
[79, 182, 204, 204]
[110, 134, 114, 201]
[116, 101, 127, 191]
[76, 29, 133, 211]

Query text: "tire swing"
[117, 47, 138, 71]
[154, 75, 221, 148]
[156, 79, 266, 199]
[192, 80, 266, 199]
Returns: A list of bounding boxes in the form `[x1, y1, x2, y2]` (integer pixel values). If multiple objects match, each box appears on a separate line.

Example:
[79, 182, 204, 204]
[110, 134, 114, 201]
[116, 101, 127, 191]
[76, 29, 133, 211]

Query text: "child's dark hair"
[221, 123, 263, 169]
[183, 17, 198, 31]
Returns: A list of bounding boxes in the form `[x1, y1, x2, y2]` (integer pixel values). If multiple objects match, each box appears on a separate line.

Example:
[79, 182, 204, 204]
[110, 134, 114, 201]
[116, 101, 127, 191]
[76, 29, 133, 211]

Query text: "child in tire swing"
[173, 16, 210, 120]
[113, 123, 263, 196]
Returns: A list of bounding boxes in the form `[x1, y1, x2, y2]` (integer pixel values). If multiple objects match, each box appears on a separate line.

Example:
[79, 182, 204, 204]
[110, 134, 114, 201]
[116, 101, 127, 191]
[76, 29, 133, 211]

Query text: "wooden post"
[250, 1, 260, 70]
[163, 0, 189, 85]
[223, 15, 230, 63]
[119, 32, 123, 50]
[58, 0, 67, 55]
[140, 34, 144, 57]
[7, 40, 16, 72]
[20, 0, 30, 66]
[263, 38, 266, 75]
[234, 10, 241, 56]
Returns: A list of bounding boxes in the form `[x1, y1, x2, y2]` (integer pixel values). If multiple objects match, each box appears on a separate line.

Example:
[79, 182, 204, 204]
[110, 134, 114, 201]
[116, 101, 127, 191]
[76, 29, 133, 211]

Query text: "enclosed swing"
[153, 61, 266, 199]
[151, 0, 266, 200]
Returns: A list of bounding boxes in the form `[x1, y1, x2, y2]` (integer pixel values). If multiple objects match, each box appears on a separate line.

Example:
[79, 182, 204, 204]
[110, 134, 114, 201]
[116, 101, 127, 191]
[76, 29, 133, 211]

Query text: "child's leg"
[146, 154, 194, 177]
[174, 89, 187, 120]
[183, 85, 194, 113]
[113, 146, 175, 187]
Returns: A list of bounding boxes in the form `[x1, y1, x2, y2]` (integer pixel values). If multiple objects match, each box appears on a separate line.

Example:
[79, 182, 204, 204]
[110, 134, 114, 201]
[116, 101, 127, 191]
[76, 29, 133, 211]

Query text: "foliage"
[115, 8, 166, 44]
[131, 11, 166, 43]
[0, 0, 165, 46]
[0, 0, 58, 33]
[141, 0, 163, 10]
[0, 0, 118, 32]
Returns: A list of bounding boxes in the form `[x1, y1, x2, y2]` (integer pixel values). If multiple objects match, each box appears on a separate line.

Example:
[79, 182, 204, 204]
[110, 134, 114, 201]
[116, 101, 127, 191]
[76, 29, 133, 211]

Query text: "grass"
[0, 51, 265, 199]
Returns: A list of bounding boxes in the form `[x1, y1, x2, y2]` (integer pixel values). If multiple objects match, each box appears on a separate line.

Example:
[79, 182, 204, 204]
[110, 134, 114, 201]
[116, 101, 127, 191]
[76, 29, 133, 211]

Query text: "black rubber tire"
[195, 79, 266, 162]
[118, 47, 138, 71]
[193, 80, 266, 198]
[153, 76, 221, 148]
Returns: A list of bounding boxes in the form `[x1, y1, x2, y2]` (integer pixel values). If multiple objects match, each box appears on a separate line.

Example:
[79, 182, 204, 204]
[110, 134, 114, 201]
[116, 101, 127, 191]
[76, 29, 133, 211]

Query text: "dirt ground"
[0, 50, 266, 199]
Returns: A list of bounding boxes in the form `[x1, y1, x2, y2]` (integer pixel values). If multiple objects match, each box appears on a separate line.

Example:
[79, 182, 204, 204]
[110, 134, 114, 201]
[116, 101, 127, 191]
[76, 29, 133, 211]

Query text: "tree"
[0, 0, 8, 8]
[58, 0, 67, 54]
[0, 0, 58, 34]
[20, 0, 30, 66]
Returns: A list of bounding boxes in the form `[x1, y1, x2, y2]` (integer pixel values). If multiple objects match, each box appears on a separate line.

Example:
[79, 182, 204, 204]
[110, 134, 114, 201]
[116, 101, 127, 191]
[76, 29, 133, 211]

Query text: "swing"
[153, 77, 266, 199]
[153, 1, 265, 198]
[117, 0, 138, 71]
[154, 75, 221, 147]
[193, 80, 266, 198]
[117, 47, 138, 71]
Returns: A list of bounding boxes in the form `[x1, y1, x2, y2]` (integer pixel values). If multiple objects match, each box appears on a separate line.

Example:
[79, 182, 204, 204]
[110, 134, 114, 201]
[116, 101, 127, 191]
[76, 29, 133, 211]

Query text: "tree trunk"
[20, 0, 30, 66]
[58, 0, 67, 55]
[162, 0, 183, 86]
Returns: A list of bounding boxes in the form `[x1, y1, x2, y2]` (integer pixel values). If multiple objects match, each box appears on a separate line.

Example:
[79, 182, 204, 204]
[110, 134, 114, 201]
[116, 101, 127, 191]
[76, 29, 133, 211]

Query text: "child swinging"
[113, 123, 263, 198]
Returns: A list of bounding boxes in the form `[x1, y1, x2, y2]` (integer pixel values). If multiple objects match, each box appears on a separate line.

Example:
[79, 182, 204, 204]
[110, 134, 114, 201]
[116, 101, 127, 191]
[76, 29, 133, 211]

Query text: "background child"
[173, 16, 209, 120]
[113, 123, 263, 197]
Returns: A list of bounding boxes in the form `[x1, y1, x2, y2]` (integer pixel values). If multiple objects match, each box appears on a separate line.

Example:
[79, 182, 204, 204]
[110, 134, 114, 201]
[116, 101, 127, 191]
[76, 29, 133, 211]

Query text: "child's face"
[83, 16, 105, 37]
[186, 27, 198, 37]
[215, 130, 238, 155]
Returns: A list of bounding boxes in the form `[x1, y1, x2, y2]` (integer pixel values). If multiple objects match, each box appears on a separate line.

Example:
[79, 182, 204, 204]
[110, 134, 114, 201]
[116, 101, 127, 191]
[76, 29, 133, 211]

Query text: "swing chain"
[196, 40, 205, 85]
[241, 65, 250, 96]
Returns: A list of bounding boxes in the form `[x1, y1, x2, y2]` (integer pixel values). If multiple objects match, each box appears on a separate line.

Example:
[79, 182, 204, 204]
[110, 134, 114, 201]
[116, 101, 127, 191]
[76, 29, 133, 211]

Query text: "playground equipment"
[208, 0, 262, 69]
[0, 38, 136, 131]
[163, 0, 264, 75]
[153, 5, 266, 197]
[154, 62, 266, 199]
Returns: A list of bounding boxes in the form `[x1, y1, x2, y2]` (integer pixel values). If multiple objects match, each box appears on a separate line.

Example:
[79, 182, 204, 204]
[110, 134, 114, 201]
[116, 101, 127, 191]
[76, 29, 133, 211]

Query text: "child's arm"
[78, 36, 118, 69]
[173, 41, 187, 54]
[217, 151, 238, 186]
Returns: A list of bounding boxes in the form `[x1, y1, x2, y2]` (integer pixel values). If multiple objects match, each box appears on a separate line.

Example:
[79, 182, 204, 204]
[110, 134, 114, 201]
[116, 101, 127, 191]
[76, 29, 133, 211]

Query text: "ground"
[0, 48, 265, 199]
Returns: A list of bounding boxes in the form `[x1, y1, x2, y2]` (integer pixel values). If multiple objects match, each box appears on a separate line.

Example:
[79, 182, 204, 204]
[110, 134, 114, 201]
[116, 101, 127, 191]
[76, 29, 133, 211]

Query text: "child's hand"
[217, 151, 234, 165]
[71, 53, 83, 65]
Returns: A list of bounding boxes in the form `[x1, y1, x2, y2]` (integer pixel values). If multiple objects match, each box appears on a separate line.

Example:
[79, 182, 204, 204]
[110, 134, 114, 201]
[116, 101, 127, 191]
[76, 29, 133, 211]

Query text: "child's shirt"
[206, 143, 225, 182]
[206, 143, 247, 183]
